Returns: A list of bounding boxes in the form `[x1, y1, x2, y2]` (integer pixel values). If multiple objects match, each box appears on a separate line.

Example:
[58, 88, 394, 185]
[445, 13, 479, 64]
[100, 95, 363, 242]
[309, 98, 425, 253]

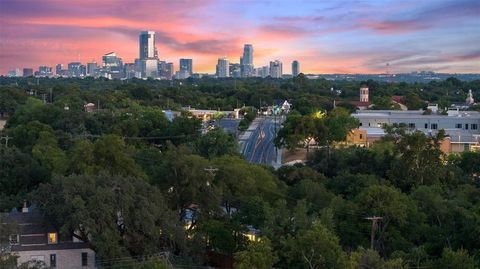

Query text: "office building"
[124, 63, 136, 79]
[175, 69, 190, 79]
[67, 62, 82, 77]
[86, 61, 97, 77]
[229, 63, 241, 78]
[349, 110, 480, 153]
[139, 31, 157, 60]
[102, 52, 123, 79]
[241, 44, 254, 77]
[38, 66, 53, 77]
[142, 59, 158, 78]
[180, 58, 193, 76]
[216, 57, 229, 78]
[23, 68, 33, 77]
[138, 31, 158, 78]
[292, 60, 300, 77]
[158, 61, 174, 79]
[269, 60, 283, 78]
[55, 64, 64, 76]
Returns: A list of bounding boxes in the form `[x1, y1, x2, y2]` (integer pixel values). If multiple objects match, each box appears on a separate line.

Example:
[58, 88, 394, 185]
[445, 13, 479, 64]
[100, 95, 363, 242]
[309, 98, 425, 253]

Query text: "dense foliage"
[1, 77, 479, 268]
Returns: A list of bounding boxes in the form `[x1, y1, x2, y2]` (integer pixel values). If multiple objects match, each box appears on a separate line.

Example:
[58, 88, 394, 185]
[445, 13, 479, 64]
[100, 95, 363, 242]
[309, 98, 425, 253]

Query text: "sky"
[0, 0, 479, 74]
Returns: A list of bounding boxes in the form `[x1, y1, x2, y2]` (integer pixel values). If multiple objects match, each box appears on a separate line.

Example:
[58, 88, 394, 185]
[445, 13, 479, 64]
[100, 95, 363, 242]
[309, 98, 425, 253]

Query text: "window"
[456, 123, 462, 129]
[409, 123, 415, 128]
[424, 123, 428, 129]
[359, 134, 363, 139]
[82, 252, 88, 266]
[431, 123, 438, 130]
[359, 122, 363, 126]
[48, 233, 57, 244]
[31, 255, 45, 262]
[50, 254, 56, 267]
[9, 234, 19, 245]
[472, 124, 478, 130]
[465, 124, 469, 130]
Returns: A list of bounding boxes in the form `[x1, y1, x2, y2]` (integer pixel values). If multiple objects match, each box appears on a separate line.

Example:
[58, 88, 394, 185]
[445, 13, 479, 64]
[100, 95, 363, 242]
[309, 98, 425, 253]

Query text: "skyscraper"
[139, 31, 157, 60]
[86, 61, 97, 77]
[292, 60, 300, 77]
[241, 44, 254, 77]
[38, 66, 53, 77]
[23, 68, 33, 77]
[67, 62, 82, 77]
[269, 60, 283, 78]
[180, 58, 193, 75]
[216, 57, 229, 78]
[102, 52, 123, 79]
[139, 31, 158, 78]
[55, 64, 64, 76]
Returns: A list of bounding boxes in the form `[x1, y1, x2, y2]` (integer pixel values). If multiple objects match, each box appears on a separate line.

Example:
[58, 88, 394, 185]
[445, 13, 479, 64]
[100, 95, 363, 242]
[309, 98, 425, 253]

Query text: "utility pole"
[365, 216, 383, 250]
[204, 166, 218, 187]
[1, 135, 13, 147]
[204, 166, 219, 176]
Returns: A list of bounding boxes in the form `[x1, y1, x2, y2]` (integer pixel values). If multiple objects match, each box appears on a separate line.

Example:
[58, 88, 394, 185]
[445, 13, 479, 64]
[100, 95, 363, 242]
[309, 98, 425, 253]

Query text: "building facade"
[241, 44, 254, 77]
[6, 204, 95, 268]
[216, 57, 229, 78]
[179, 58, 193, 76]
[350, 110, 480, 153]
[23, 68, 33, 77]
[292, 60, 299, 77]
[269, 60, 283, 78]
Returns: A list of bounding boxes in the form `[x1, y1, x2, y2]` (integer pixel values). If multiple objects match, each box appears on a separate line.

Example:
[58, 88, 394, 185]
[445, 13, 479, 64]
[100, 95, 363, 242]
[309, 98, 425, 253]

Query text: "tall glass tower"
[292, 60, 300, 77]
[241, 44, 254, 77]
[139, 31, 157, 60]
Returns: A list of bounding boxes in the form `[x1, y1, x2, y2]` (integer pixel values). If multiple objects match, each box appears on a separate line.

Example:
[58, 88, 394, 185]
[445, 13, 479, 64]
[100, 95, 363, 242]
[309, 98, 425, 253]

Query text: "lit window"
[9, 234, 19, 245]
[48, 233, 57, 244]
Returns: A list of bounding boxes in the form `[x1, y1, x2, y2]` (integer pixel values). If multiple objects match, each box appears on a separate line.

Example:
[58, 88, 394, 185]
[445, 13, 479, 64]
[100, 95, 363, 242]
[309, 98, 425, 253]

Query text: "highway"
[239, 116, 282, 166]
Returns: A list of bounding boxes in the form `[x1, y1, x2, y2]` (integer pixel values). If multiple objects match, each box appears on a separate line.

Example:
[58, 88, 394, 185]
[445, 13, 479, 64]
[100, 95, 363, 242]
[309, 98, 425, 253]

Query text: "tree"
[33, 174, 183, 260]
[0, 145, 49, 211]
[31, 131, 68, 175]
[235, 239, 277, 269]
[93, 134, 146, 178]
[282, 222, 347, 269]
[387, 130, 445, 191]
[372, 96, 401, 110]
[196, 128, 239, 159]
[433, 248, 477, 269]
[347, 248, 405, 269]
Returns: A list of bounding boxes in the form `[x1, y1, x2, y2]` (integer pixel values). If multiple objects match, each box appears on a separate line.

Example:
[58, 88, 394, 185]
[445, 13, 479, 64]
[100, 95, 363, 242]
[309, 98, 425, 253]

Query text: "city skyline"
[0, 0, 479, 75]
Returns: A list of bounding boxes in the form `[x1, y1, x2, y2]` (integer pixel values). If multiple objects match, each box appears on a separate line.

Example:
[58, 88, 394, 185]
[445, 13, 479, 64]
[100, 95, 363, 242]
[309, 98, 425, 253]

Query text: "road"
[239, 116, 282, 167]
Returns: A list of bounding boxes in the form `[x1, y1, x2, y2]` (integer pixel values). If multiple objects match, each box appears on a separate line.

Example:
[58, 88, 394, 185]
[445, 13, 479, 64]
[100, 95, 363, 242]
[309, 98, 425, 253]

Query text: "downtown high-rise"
[138, 31, 158, 78]
[240, 44, 254, 77]
[216, 57, 229, 78]
[269, 60, 283, 78]
[292, 60, 300, 77]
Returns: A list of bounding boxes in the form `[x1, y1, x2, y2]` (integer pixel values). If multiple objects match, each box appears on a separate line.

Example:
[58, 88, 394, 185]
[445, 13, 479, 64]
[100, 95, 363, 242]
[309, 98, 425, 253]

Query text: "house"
[6, 203, 95, 268]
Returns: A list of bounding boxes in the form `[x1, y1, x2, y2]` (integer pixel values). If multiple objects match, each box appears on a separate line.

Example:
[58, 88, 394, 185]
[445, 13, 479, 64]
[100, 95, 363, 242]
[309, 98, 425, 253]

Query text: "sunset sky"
[0, 0, 479, 74]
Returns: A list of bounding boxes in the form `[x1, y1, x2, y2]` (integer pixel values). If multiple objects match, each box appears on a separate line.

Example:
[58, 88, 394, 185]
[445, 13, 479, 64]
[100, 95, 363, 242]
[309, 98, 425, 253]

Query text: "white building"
[216, 57, 229, 78]
[269, 60, 283, 78]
